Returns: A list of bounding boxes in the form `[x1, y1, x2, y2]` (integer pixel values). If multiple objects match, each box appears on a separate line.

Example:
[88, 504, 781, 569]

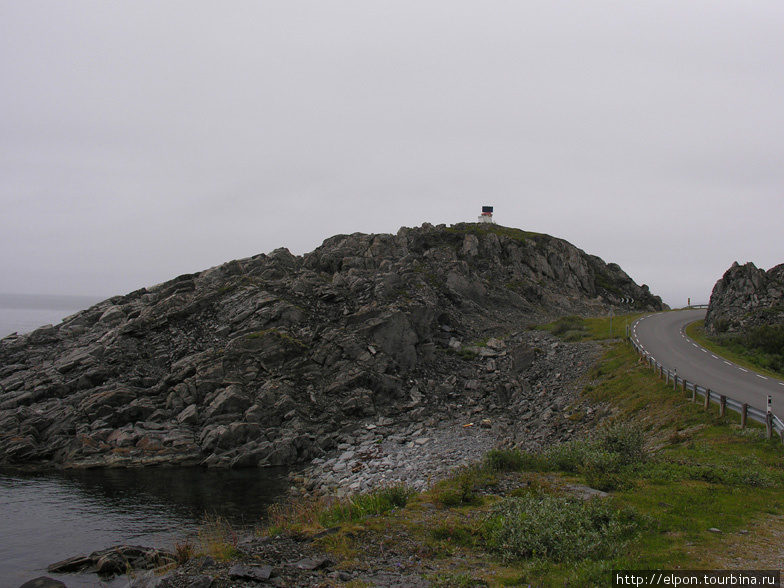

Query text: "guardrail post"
[704, 388, 710, 410]
[658, 366, 663, 380]
[673, 375, 677, 391]
[741, 403, 748, 429]
[766, 413, 773, 440]
[719, 396, 726, 417]
[691, 384, 696, 403]
[682, 379, 687, 392]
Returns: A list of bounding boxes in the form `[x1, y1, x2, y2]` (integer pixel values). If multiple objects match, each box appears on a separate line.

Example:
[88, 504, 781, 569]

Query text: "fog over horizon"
[2, 2, 783, 308]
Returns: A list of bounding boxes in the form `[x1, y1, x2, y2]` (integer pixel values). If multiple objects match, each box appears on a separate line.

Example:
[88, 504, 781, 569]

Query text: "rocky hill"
[704, 261, 784, 335]
[0, 223, 664, 469]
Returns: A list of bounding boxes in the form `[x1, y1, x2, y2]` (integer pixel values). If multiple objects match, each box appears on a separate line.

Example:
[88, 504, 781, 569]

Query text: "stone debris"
[228, 563, 273, 580]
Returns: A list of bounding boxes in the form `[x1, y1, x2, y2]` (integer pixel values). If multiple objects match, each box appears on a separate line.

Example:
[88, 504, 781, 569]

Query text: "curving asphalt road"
[631, 309, 784, 421]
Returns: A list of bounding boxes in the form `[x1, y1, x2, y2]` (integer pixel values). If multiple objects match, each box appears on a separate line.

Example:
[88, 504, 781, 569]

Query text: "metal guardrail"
[629, 336, 784, 442]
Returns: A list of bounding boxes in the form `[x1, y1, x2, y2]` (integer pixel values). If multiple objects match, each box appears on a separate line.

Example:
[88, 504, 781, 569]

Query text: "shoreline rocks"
[47, 545, 177, 578]
[26, 333, 607, 588]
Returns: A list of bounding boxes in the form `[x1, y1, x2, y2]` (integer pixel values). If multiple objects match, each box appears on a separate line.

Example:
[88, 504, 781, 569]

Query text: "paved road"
[631, 309, 784, 421]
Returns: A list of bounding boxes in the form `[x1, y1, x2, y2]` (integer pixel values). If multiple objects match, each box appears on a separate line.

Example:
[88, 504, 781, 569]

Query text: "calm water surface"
[0, 292, 103, 338]
[0, 467, 292, 588]
[0, 297, 293, 587]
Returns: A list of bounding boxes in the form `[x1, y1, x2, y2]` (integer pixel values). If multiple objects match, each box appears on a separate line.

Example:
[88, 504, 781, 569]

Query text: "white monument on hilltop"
[478, 205, 494, 223]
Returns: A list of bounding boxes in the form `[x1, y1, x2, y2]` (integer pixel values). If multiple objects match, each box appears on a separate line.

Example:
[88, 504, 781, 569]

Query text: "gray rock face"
[295, 327, 606, 497]
[705, 261, 784, 334]
[0, 223, 663, 468]
[18, 578, 68, 588]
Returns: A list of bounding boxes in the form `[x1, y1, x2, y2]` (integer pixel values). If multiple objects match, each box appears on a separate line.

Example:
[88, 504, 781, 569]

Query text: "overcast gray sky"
[2, 1, 782, 308]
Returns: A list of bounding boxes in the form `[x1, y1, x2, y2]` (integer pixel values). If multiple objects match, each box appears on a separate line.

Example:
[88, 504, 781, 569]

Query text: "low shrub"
[687, 464, 776, 488]
[486, 423, 647, 490]
[484, 449, 545, 472]
[429, 465, 487, 507]
[541, 440, 590, 473]
[484, 494, 644, 562]
[594, 421, 647, 465]
[550, 315, 588, 337]
[580, 449, 633, 491]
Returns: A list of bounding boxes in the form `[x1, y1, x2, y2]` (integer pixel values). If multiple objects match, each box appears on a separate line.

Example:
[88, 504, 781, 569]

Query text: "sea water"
[0, 292, 104, 339]
[0, 467, 291, 588]
[0, 294, 293, 587]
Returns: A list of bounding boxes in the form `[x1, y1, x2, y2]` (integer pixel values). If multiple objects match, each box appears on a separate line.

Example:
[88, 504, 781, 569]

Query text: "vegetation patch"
[537, 312, 645, 341]
[428, 572, 489, 588]
[446, 223, 542, 244]
[485, 421, 647, 492]
[484, 493, 646, 562]
[428, 465, 490, 507]
[197, 514, 240, 561]
[688, 320, 784, 377]
[318, 484, 415, 527]
[267, 484, 415, 536]
[548, 315, 590, 341]
[245, 320, 784, 587]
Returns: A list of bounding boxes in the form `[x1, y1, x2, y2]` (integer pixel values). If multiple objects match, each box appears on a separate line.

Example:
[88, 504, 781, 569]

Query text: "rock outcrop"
[47, 545, 176, 577]
[0, 223, 664, 468]
[704, 261, 784, 335]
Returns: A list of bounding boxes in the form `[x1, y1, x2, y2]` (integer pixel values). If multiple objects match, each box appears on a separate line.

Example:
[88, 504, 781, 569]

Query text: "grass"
[446, 223, 542, 244]
[197, 514, 240, 561]
[266, 483, 416, 536]
[428, 464, 496, 507]
[319, 484, 415, 527]
[173, 539, 195, 564]
[535, 312, 646, 342]
[218, 323, 784, 587]
[464, 343, 784, 584]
